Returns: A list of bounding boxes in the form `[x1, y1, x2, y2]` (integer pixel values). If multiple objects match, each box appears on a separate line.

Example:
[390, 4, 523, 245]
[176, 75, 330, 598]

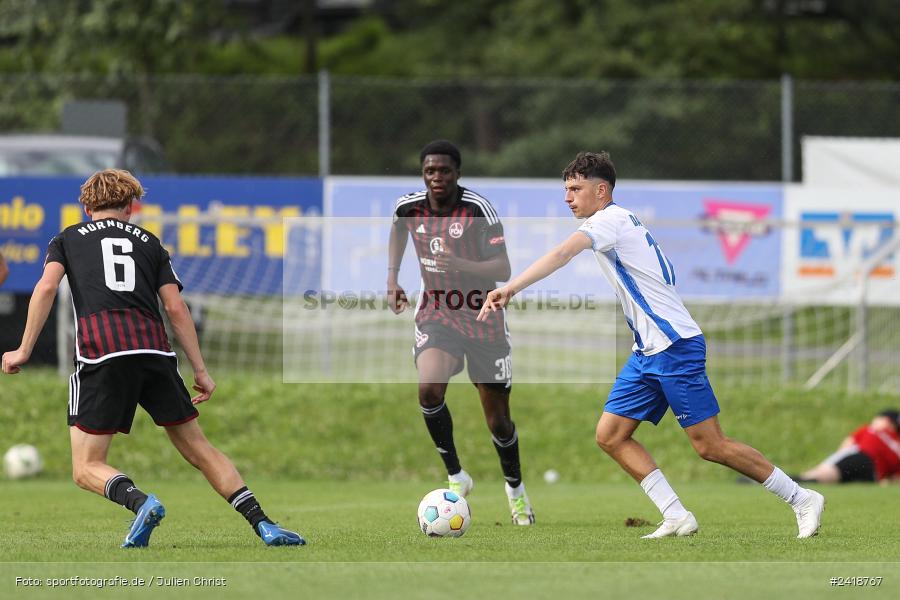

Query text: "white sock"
[448, 470, 468, 483]
[640, 469, 688, 520]
[505, 482, 524, 498]
[762, 467, 809, 507]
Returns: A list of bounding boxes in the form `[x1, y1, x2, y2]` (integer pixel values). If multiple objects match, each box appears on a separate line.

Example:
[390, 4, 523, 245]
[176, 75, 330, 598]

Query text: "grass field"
[2, 370, 899, 598]
[2, 480, 899, 598]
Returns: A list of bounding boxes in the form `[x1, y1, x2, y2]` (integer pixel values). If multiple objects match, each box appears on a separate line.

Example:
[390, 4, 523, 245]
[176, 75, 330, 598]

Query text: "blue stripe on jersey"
[610, 252, 681, 344]
[624, 316, 644, 350]
[651, 244, 671, 284]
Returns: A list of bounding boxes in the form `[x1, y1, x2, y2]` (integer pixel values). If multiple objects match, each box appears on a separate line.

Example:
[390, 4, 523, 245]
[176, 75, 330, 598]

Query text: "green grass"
[2, 370, 899, 598]
[1, 480, 898, 598]
[4, 370, 900, 482]
[5, 480, 900, 562]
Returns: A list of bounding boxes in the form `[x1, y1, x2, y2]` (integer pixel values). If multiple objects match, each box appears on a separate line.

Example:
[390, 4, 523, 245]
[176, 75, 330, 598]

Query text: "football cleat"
[122, 494, 166, 548]
[641, 511, 698, 539]
[794, 490, 825, 539]
[257, 521, 306, 546]
[448, 470, 474, 498]
[505, 482, 535, 526]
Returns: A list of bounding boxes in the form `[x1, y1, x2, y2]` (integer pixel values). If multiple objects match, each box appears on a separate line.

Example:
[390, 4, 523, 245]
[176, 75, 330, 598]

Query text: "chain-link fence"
[2, 73, 900, 179]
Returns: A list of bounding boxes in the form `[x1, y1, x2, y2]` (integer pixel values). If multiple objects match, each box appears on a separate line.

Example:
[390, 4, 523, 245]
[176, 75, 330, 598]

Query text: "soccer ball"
[417, 488, 471, 537]
[3, 444, 43, 480]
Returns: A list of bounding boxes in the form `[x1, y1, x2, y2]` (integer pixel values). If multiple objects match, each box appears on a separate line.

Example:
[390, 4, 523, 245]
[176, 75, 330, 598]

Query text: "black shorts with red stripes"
[68, 354, 198, 434]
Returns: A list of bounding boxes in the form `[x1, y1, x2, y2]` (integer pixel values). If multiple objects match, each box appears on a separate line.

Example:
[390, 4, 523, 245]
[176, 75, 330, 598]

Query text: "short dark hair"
[420, 140, 461, 169]
[879, 409, 900, 432]
[562, 151, 616, 189]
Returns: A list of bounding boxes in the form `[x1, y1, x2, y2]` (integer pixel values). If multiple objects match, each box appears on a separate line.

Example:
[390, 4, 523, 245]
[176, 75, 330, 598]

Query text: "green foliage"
[3, 0, 899, 80]
[192, 37, 305, 76]
[319, 0, 900, 80]
[4, 0, 227, 75]
[1, 1, 899, 177]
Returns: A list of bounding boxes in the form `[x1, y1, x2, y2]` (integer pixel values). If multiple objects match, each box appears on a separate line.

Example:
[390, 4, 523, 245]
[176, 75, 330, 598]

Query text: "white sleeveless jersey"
[577, 203, 702, 355]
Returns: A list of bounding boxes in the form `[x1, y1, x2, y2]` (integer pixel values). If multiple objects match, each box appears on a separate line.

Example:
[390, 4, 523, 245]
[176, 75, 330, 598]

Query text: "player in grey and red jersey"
[388, 140, 534, 525]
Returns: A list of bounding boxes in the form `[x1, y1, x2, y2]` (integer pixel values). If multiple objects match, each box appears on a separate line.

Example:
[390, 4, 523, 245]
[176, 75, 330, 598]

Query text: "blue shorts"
[605, 335, 720, 428]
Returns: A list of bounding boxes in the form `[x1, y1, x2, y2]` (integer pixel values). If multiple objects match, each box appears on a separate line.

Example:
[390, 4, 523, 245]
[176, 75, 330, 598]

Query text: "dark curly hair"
[562, 151, 616, 189]
[420, 139, 461, 169]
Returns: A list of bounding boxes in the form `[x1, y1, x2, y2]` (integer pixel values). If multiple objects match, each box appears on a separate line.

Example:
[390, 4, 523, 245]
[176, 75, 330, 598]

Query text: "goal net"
[55, 211, 900, 393]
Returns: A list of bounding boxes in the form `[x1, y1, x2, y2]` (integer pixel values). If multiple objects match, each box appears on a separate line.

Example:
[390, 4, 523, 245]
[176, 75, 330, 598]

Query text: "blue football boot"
[122, 494, 166, 548]
[257, 520, 306, 546]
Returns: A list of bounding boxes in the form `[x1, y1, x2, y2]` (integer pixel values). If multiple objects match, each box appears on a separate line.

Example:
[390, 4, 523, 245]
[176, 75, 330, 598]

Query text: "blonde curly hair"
[79, 169, 144, 212]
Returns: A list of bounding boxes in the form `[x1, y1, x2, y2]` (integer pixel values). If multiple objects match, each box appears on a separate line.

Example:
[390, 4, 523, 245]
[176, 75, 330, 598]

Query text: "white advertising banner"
[783, 186, 900, 305]
[803, 137, 900, 187]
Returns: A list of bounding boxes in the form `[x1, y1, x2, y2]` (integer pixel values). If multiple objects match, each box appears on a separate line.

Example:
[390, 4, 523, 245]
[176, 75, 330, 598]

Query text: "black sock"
[421, 401, 461, 475]
[104, 474, 148, 514]
[492, 424, 522, 488]
[228, 487, 270, 536]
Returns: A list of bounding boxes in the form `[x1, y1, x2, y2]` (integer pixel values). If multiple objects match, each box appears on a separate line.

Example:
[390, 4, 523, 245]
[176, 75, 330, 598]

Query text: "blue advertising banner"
[326, 177, 783, 299]
[782, 187, 899, 305]
[0, 176, 322, 294]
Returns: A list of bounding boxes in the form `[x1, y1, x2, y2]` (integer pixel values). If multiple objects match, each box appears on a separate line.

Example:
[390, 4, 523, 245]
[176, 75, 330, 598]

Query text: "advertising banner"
[783, 186, 899, 305]
[0, 176, 322, 294]
[326, 177, 783, 300]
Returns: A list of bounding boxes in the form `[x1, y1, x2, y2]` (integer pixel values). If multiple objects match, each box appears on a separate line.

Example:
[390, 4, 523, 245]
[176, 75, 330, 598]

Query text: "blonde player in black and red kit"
[387, 140, 534, 525]
[2, 169, 304, 548]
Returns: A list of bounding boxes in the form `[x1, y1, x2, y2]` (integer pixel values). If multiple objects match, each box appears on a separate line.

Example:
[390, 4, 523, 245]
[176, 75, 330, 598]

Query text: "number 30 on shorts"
[494, 355, 511, 381]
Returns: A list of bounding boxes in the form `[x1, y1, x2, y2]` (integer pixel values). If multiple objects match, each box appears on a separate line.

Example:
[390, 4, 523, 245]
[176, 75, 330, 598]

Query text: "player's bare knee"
[595, 431, 620, 454]
[71, 464, 92, 490]
[692, 440, 724, 463]
[178, 442, 215, 471]
[180, 450, 204, 470]
[418, 384, 444, 408]
[487, 416, 513, 440]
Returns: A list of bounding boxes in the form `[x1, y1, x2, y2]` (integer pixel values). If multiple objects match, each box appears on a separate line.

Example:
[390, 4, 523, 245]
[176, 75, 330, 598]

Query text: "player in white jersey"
[478, 151, 825, 539]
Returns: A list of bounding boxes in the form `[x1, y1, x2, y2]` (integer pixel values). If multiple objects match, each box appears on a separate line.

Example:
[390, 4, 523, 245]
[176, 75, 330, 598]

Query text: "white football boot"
[641, 511, 699, 539]
[505, 482, 535, 525]
[448, 469, 474, 498]
[794, 490, 825, 539]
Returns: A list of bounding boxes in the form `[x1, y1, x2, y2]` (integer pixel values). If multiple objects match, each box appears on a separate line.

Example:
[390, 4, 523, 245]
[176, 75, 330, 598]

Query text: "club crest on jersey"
[415, 331, 429, 348]
[448, 222, 464, 238]
[429, 237, 445, 254]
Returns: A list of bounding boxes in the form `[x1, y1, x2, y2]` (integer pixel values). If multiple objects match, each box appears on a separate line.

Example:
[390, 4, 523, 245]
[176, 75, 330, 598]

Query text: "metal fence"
[3, 73, 900, 180]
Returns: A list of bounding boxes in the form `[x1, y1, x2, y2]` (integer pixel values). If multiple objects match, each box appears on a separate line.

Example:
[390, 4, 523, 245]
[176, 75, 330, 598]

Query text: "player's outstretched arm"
[1, 262, 65, 374]
[387, 220, 410, 314]
[159, 283, 215, 404]
[477, 232, 591, 321]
